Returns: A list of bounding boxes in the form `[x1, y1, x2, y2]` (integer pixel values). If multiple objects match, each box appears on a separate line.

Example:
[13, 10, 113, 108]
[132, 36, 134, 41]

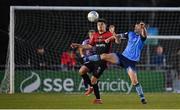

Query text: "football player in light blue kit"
[82, 21, 147, 104]
[79, 30, 96, 92]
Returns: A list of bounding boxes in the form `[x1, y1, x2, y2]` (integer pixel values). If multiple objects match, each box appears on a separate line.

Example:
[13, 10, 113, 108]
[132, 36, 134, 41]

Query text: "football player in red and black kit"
[71, 19, 120, 104]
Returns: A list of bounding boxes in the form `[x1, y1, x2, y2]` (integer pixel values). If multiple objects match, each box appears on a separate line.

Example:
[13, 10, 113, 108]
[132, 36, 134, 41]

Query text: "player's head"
[156, 45, 164, 55]
[109, 25, 115, 33]
[36, 46, 45, 55]
[134, 21, 145, 34]
[97, 18, 107, 33]
[88, 30, 95, 39]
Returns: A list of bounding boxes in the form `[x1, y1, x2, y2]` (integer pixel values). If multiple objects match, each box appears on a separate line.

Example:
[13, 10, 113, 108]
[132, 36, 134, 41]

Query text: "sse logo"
[43, 78, 74, 92]
[20, 72, 74, 93]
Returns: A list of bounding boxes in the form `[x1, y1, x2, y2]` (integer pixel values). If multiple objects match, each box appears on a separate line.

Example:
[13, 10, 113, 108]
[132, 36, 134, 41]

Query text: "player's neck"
[98, 30, 106, 34]
[134, 31, 140, 36]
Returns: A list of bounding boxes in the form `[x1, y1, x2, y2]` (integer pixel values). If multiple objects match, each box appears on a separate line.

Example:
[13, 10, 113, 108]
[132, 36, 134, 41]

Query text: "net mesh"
[1, 7, 180, 93]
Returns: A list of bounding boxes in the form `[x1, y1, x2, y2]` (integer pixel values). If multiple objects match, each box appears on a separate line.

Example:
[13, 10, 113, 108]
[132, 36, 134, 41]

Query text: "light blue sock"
[84, 54, 100, 62]
[135, 83, 145, 100]
[89, 55, 100, 61]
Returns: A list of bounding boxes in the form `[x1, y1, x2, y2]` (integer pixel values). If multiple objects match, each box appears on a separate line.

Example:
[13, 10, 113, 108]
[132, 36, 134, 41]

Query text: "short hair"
[128, 21, 146, 31]
[97, 18, 107, 24]
[157, 45, 163, 48]
[135, 20, 145, 24]
[88, 29, 95, 34]
[109, 24, 115, 28]
[37, 45, 44, 49]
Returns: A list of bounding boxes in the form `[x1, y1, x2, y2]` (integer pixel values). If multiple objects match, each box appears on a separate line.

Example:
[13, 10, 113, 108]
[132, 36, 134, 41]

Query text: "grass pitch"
[0, 93, 180, 109]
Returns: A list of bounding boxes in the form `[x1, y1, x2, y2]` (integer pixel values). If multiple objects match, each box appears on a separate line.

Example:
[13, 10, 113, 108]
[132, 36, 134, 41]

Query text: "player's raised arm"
[105, 25, 121, 44]
[139, 22, 148, 38]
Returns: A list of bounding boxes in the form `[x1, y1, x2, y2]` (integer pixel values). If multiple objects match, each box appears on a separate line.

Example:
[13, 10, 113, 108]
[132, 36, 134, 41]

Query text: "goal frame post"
[9, 6, 180, 93]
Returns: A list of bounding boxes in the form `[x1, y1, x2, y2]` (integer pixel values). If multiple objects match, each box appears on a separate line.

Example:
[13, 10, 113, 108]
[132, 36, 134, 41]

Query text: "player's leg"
[79, 65, 92, 92]
[84, 53, 119, 64]
[84, 68, 100, 97]
[90, 76, 102, 104]
[90, 63, 106, 104]
[83, 79, 89, 91]
[101, 53, 119, 64]
[127, 67, 147, 104]
[82, 63, 98, 97]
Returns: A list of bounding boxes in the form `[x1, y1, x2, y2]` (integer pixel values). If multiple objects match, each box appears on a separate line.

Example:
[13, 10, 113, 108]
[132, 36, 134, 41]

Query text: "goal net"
[1, 6, 180, 93]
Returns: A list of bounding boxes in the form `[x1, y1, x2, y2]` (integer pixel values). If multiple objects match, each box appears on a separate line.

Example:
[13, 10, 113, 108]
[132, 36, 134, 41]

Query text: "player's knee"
[91, 76, 98, 85]
[79, 68, 87, 75]
[79, 70, 84, 75]
[91, 80, 96, 85]
[132, 80, 138, 85]
[101, 53, 107, 60]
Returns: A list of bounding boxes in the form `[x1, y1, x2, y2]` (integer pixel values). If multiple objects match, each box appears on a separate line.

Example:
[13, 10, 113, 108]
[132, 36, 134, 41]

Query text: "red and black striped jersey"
[89, 31, 113, 54]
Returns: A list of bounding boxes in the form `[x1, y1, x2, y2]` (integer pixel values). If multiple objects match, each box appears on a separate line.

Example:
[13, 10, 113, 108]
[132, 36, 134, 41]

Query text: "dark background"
[0, 0, 180, 65]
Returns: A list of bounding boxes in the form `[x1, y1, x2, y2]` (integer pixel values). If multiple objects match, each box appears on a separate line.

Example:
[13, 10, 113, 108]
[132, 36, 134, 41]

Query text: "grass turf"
[0, 93, 180, 109]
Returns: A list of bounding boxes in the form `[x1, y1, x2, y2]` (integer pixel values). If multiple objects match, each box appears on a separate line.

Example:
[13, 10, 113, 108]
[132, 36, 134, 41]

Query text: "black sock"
[84, 80, 88, 89]
[81, 74, 92, 86]
[93, 82, 100, 99]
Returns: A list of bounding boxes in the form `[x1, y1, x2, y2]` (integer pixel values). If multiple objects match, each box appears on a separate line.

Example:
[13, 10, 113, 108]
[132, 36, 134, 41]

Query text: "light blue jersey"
[82, 39, 96, 56]
[122, 31, 146, 62]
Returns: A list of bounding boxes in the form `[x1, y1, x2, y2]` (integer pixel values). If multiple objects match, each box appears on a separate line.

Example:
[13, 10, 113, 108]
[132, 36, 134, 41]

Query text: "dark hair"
[88, 29, 95, 33]
[37, 45, 44, 49]
[97, 18, 107, 24]
[109, 24, 115, 28]
[128, 21, 146, 31]
[135, 20, 146, 24]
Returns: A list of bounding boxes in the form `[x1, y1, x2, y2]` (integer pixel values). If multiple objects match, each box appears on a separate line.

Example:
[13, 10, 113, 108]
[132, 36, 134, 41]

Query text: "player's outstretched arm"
[114, 34, 121, 44]
[104, 35, 121, 44]
[78, 47, 85, 57]
[71, 43, 93, 49]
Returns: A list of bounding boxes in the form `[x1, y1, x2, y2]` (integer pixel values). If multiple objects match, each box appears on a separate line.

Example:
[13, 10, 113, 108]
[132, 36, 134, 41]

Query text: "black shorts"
[115, 52, 137, 72]
[84, 61, 107, 78]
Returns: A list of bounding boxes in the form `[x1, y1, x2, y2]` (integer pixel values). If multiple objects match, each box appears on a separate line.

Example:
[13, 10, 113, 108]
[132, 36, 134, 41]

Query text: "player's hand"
[140, 22, 145, 28]
[71, 43, 81, 48]
[105, 39, 110, 43]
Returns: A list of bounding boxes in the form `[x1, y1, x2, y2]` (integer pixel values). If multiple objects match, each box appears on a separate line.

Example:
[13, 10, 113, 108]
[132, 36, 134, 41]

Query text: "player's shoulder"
[94, 31, 112, 37]
[105, 31, 112, 34]
[84, 39, 90, 42]
[128, 31, 135, 35]
[94, 32, 98, 34]
[93, 32, 99, 37]
[83, 39, 89, 42]
[106, 31, 113, 35]
[82, 39, 90, 45]
[128, 31, 138, 38]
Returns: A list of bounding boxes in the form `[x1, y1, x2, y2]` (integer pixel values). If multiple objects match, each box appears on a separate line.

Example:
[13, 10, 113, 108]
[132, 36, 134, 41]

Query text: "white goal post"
[7, 6, 180, 94]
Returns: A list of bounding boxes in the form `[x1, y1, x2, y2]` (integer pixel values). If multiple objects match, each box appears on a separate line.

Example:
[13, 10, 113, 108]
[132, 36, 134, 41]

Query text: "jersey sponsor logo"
[96, 44, 106, 47]
[97, 36, 103, 42]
